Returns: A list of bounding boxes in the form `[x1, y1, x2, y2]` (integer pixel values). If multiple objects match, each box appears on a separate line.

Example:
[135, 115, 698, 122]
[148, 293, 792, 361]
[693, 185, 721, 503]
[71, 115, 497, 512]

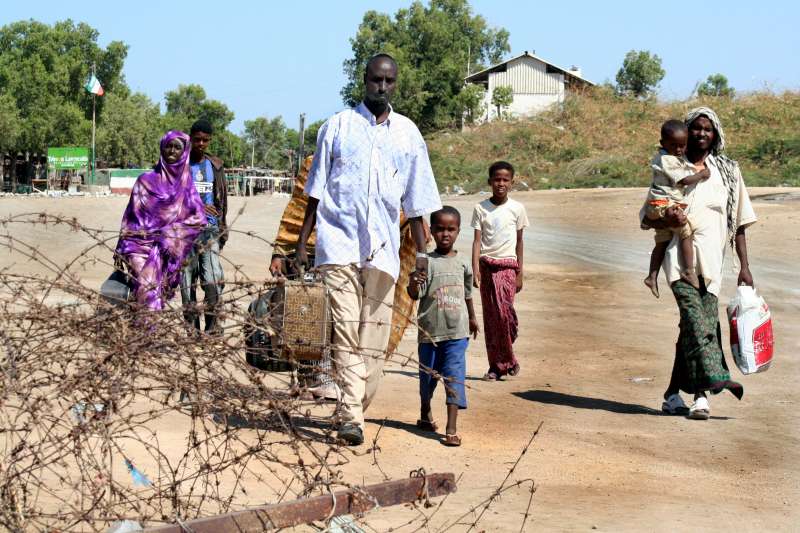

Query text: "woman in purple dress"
[115, 131, 206, 310]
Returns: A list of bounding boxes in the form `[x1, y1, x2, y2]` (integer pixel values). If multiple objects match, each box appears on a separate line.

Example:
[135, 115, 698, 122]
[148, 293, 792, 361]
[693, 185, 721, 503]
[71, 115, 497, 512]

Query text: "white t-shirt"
[471, 198, 530, 260]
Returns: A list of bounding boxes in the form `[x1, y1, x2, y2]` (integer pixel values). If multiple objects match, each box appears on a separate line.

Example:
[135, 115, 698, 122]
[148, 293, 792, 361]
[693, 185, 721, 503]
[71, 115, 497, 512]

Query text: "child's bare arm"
[466, 297, 479, 339]
[678, 167, 710, 187]
[472, 229, 482, 288]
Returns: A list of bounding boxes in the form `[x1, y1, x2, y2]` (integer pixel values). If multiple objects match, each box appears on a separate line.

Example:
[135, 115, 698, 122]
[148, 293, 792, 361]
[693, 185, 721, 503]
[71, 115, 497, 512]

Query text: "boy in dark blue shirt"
[180, 119, 227, 333]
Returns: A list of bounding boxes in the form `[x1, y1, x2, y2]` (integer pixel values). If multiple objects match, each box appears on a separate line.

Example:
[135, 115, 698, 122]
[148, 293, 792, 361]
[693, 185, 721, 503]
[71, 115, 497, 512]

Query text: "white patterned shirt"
[306, 103, 442, 280]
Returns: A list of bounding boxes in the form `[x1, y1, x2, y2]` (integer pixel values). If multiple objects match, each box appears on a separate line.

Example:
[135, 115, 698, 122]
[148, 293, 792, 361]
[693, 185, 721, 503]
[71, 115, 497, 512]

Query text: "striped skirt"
[479, 257, 520, 375]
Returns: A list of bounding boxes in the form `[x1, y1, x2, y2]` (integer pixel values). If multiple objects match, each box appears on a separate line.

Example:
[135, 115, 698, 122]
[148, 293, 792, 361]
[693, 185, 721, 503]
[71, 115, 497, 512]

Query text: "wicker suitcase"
[278, 278, 331, 361]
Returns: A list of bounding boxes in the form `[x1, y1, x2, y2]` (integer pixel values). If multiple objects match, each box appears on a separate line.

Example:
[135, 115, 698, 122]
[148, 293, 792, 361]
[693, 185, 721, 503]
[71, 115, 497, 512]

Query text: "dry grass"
[428, 88, 800, 192]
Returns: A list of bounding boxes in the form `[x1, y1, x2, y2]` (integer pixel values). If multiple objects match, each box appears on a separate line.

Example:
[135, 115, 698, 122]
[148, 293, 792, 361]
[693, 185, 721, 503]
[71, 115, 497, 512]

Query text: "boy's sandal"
[483, 371, 499, 381]
[442, 434, 462, 447]
[416, 419, 438, 432]
[508, 363, 521, 377]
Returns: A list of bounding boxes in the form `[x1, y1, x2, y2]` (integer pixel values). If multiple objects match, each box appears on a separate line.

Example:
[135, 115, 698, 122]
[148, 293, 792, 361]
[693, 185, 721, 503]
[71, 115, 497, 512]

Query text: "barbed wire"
[0, 210, 539, 532]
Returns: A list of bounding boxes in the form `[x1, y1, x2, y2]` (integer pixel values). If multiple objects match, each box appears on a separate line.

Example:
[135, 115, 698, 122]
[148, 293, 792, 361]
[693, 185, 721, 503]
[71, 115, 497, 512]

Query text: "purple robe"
[115, 131, 207, 310]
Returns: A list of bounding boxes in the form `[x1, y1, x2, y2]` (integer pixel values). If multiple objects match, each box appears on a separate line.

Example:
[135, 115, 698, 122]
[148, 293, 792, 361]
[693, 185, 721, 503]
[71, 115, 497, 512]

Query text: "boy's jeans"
[181, 226, 225, 332]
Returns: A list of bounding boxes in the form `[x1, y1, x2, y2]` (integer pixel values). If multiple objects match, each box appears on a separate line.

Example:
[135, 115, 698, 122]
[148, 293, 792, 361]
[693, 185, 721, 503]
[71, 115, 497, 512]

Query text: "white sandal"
[661, 393, 688, 415]
[688, 396, 710, 420]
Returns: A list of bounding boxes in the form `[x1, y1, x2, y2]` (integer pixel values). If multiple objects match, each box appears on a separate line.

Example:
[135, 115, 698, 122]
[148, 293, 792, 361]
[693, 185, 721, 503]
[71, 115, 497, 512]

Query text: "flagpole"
[91, 64, 96, 186]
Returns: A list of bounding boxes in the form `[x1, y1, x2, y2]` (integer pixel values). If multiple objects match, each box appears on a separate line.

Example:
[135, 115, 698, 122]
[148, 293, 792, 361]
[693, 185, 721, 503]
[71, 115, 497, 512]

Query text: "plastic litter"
[105, 520, 143, 533]
[329, 515, 366, 533]
[124, 459, 152, 487]
[71, 402, 105, 424]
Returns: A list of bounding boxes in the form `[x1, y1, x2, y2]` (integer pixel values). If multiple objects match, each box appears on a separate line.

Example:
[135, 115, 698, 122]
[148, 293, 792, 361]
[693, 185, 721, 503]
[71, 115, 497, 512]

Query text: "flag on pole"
[85, 74, 104, 96]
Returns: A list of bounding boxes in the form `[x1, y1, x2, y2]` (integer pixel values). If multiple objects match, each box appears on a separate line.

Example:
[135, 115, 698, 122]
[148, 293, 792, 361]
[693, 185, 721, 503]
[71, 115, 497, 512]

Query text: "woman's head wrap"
[685, 106, 726, 154]
[156, 130, 191, 183]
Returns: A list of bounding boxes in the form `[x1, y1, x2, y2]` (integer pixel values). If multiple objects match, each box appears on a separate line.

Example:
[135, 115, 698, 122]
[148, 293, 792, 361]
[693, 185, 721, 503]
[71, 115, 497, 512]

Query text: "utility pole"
[463, 44, 471, 131]
[297, 113, 305, 176]
[91, 63, 96, 186]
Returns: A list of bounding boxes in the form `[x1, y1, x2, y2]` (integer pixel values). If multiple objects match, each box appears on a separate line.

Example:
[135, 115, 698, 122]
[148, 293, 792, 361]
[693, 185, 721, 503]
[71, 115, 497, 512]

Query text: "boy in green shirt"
[408, 206, 479, 447]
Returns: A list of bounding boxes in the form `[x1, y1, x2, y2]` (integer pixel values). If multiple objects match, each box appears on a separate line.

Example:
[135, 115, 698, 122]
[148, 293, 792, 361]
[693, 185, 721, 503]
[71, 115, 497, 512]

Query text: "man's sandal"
[483, 370, 499, 381]
[508, 363, 521, 377]
[442, 434, 462, 447]
[416, 419, 438, 432]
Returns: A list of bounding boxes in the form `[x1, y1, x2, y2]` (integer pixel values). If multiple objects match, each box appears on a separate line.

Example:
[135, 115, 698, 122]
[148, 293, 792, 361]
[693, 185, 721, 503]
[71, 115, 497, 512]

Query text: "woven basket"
[279, 280, 331, 361]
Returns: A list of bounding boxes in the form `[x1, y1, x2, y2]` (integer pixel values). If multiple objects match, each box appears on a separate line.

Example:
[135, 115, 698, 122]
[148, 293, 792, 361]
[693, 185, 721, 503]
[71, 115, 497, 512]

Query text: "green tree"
[213, 130, 248, 167]
[0, 19, 128, 152]
[96, 92, 162, 167]
[0, 93, 21, 150]
[162, 84, 243, 164]
[163, 84, 235, 133]
[303, 119, 325, 150]
[697, 74, 735, 98]
[243, 116, 292, 169]
[491, 85, 513, 119]
[455, 84, 486, 125]
[615, 50, 665, 97]
[341, 0, 510, 131]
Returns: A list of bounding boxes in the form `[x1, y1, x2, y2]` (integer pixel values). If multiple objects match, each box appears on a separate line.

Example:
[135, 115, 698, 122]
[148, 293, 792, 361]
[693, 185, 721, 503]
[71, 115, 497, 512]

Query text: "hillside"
[427, 89, 800, 192]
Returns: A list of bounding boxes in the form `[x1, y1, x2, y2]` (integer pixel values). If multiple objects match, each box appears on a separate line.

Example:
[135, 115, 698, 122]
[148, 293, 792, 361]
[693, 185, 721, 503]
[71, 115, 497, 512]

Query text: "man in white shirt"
[296, 54, 442, 445]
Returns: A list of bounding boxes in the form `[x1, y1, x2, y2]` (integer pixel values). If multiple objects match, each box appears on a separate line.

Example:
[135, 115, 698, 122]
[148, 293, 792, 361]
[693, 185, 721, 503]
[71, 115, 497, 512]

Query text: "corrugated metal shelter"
[464, 51, 594, 122]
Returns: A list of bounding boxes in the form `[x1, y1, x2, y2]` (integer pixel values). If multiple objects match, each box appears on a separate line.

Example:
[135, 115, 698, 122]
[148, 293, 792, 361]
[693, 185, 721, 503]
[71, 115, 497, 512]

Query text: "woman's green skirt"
[669, 279, 743, 399]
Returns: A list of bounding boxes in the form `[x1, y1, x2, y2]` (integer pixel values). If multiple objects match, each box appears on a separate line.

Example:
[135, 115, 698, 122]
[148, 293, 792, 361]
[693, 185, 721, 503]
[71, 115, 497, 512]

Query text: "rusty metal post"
[145, 473, 456, 532]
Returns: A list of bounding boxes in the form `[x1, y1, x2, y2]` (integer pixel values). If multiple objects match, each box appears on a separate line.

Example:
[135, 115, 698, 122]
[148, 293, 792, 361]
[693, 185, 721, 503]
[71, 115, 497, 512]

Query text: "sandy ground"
[1, 188, 798, 531]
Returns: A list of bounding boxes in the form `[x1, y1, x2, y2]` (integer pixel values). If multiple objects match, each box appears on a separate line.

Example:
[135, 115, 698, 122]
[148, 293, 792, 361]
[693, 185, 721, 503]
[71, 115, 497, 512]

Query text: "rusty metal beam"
[145, 473, 456, 532]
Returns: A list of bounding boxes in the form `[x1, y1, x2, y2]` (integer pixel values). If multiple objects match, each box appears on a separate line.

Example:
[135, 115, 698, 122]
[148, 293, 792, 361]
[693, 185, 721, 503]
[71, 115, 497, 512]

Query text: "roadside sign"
[47, 147, 89, 170]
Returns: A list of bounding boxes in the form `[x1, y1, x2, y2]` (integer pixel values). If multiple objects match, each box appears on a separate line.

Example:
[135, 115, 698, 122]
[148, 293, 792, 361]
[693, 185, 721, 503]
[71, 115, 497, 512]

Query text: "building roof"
[464, 51, 594, 87]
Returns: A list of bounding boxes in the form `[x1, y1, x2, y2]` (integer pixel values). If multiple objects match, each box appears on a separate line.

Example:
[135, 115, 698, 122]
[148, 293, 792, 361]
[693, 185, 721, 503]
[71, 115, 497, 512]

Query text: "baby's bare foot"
[643, 275, 659, 298]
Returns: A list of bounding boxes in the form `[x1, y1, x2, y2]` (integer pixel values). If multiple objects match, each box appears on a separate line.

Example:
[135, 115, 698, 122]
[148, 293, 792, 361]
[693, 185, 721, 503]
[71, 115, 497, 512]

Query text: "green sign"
[47, 147, 89, 170]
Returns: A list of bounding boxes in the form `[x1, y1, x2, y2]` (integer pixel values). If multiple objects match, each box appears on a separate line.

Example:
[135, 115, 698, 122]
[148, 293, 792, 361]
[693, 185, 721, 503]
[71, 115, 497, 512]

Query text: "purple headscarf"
[115, 130, 207, 310]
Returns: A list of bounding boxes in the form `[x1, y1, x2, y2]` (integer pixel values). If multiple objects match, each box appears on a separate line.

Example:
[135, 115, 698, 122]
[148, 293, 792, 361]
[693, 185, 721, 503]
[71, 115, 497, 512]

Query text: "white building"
[464, 51, 594, 122]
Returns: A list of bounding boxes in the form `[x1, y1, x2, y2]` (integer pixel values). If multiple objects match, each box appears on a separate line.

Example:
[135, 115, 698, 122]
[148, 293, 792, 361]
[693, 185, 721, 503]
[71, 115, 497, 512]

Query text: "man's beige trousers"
[322, 265, 395, 429]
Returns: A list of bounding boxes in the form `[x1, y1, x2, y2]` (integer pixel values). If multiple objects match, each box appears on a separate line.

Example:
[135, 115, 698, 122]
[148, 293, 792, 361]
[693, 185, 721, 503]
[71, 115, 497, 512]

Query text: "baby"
[643, 119, 710, 297]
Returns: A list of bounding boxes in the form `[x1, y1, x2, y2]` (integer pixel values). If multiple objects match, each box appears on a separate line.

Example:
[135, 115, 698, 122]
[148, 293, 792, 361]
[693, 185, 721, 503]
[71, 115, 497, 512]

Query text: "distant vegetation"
[427, 88, 800, 192]
[2, 10, 797, 187]
[341, 0, 510, 132]
[0, 20, 321, 169]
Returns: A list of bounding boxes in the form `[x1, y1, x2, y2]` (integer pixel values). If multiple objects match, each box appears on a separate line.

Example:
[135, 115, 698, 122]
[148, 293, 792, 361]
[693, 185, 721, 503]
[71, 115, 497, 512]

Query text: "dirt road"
[1, 188, 797, 531]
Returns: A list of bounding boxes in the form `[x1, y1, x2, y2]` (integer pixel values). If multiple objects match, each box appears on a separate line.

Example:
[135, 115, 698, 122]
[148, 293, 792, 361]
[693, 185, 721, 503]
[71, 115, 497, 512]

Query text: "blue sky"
[4, 1, 799, 133]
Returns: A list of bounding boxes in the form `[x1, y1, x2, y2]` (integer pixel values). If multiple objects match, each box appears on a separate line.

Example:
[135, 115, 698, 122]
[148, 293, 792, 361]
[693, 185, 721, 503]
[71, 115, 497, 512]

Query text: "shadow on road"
[513, 389, 663, 416]
[384, 368, 491, 382]
[212, 410, 335, 442]
[365, 418, 443, 442]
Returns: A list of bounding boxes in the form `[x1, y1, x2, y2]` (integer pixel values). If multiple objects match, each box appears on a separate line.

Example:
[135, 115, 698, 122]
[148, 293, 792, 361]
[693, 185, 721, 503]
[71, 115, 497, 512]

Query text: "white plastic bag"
[727, 285, 774, 374]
